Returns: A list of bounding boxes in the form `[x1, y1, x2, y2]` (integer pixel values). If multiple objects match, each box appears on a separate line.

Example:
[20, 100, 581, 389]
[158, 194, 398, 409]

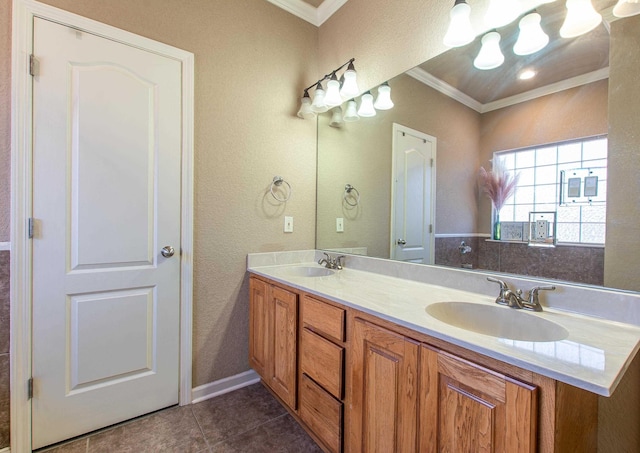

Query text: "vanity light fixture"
[297, 58, 358, 119]
[484, 0, 520, 29]
[374, 82, 394, 110]
[560, 0, 602, 38]
[324, 72, 343, 108]
[514, 11, 549, 56]
[343, 100, 360, 122]
[443, 0, 475, 48]
[329, 107, 344, 128]
[340, 61, 359, 99]
[474, 31, 505, 70]
[613, 0, 640, 17]
[358, 91, 377, 117]
[310, 82, 328, 113]
[296, 90, 316, 119]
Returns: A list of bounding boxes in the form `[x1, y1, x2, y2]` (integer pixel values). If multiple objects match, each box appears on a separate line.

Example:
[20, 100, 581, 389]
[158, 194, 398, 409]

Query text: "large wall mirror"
[316, 0, 639, 292]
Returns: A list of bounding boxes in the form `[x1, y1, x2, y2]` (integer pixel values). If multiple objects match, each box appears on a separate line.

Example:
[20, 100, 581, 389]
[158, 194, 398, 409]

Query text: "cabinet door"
[347, 318, 419, 453]
[270, 285, 298, 409]
[420, 346, 537, 453]
[249, 277, 270, 379]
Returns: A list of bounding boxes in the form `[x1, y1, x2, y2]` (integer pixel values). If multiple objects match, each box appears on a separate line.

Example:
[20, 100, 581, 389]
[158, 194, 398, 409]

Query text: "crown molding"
[407, 66, 610, 114]
[406, 67, 483, 112]
[266, 0, 348, 26]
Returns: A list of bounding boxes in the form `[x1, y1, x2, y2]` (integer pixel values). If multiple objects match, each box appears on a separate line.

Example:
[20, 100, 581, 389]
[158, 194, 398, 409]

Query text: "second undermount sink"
[426, 301, 569, 342]
[285, 266, 336, 277]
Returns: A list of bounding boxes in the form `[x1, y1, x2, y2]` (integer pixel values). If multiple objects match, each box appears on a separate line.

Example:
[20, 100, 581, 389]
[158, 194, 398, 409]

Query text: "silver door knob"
[397, 239, 406, 245]
[161, 246, 175, 258]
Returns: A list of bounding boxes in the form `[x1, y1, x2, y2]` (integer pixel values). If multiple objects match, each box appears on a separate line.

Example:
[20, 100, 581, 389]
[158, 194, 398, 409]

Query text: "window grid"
[496, 136, 607, 245]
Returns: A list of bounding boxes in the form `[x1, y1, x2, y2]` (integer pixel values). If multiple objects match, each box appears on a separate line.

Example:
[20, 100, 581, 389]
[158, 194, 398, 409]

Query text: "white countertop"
[248, 260, 640, 397]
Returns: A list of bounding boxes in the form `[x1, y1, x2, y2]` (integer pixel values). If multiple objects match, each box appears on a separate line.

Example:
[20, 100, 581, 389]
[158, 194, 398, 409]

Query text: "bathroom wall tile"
[0, 353, 9, 449]
[88, 405, 207, 453]
[209, 414, 321, 453]
[192, 383, 286, 446]
[435, 236, 479, 269]
[0, 250, 9, 354]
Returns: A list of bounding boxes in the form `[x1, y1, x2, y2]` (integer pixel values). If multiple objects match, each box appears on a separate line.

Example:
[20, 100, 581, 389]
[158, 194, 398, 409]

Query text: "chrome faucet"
[487, 277, 555, 312]
[318, 252, 345, 270]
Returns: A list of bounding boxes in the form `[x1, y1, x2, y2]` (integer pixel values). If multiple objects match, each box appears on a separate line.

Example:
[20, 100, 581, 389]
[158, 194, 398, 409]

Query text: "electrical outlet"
[336, 217, 344, 233]
[535, 220, 548, 239]
[284, 216, 293, 233]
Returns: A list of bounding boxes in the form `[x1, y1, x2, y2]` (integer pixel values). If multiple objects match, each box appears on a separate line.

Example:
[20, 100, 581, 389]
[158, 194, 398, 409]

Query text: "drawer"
[300, 328, 344, 399]
[302, 295, 346, 343]
[299, 374, 343, 453]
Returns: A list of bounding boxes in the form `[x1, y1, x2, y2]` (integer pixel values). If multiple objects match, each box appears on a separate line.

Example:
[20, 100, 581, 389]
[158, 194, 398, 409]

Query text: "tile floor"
[37, 383, 323, 453]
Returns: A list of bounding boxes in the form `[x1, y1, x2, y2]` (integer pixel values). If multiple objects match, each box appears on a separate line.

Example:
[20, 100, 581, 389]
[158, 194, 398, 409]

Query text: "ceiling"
[265, 0, 347, 26]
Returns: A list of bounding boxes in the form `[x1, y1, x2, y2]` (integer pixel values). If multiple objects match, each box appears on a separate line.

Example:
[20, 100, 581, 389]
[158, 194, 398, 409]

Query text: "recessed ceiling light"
[519, 69, 537, 80]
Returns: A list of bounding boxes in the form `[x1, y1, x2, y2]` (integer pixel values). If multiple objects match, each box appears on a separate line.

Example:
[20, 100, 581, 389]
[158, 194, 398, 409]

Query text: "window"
[496, 136, 607, 245]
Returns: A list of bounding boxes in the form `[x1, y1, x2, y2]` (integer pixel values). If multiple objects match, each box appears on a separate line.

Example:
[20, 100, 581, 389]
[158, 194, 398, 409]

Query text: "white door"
[390, 124, 436, 264]
[32, 17, 182, 449]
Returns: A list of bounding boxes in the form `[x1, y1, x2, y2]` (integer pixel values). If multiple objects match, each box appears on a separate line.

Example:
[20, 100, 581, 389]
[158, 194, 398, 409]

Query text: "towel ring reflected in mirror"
[344, 184, 360, 207]
[270, 176, 292, 202]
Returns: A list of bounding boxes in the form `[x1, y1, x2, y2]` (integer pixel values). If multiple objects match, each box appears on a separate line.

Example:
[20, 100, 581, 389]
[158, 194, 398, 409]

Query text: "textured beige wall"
[0, 2, 10, 242]
[604, 15, 640, 293]
[316, 73, 480, 258]
[6, 0, 319, 386]
[478, 80, 609, 232]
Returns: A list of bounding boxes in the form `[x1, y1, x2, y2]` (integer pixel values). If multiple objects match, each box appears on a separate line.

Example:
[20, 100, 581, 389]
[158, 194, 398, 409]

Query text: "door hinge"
[430, 158, 434, 167]
[28, 377, 33, 399]
[429, 224, 433, 234]
[28, 218, 34, 239]
[29, 54, 38, 77]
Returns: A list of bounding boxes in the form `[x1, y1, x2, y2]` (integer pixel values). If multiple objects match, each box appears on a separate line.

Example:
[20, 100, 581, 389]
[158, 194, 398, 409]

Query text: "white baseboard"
[191, 369, 260, 404]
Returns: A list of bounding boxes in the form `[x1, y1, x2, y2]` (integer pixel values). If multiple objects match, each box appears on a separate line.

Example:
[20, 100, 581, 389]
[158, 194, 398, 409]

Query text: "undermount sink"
[285, 266, 336, 277]
[426, 302, 569, 342]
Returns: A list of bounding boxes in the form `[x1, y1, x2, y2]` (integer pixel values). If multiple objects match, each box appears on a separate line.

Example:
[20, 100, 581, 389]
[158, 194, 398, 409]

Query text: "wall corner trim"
[191, 370, 261, 404]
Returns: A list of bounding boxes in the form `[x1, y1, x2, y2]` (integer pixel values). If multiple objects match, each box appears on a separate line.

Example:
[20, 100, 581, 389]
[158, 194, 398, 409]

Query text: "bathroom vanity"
[247, 251, 640, 453]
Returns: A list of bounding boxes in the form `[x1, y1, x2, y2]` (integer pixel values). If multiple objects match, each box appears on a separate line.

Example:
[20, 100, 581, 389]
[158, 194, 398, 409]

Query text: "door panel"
[32, 17, 182, 448]
[391, 126, 436, 263]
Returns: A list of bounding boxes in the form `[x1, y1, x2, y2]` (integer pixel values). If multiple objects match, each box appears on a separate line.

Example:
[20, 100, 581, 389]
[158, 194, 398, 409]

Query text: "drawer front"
[302, 295, 346, 343]
[300, 328, 344, 399]
[299, 374, 343, 453]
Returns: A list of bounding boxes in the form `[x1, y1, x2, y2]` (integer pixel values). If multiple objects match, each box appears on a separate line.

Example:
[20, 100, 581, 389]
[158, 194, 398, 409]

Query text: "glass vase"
[493, 211, 501, 240]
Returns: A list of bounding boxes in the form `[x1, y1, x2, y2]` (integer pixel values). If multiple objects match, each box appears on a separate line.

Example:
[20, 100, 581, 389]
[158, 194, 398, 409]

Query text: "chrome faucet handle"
[522, 285, 556, 312]
[487, 277, 512, 306]
[335, 255, 345, 270]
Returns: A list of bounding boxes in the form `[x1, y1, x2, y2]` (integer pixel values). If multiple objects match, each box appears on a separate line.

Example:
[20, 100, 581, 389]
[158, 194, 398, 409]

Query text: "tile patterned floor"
[37, 383, 323, 453]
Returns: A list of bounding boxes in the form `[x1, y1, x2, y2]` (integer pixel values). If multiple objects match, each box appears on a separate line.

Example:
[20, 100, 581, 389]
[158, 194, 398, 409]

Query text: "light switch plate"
[336, 217, 344, 233]
[284, 216, 293, 233]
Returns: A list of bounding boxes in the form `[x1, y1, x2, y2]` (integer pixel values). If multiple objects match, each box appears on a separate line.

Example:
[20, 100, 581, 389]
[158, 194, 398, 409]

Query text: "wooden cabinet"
[299, 294, 347, 453]
[248, 277, 297, 409]
[420, 345, 537, 453]
[347, 318, 420, 453]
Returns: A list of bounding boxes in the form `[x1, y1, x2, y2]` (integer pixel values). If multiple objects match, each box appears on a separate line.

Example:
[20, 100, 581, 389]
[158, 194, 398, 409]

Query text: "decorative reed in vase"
[479, 158, 519, 240]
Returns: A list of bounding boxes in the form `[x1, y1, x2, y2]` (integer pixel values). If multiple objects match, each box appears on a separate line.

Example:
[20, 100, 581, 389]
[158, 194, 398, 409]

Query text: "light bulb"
[357, 92, 376, 117]
[340, 62, 359, 99]
[484, 0, 519, 29]
[474, 32, 505, 70]
[311, 82, 328, 113]
[560, 0, 602, 39]
[443, 0, 475, 48]
[613, 0, 640, 17]
[343, 100, 360, 122]
[514, 12, 549, 56]
[374, 82, 394, 110]
[330, 107, 344, 128]
[296, 92, 316, 119]
[324, 73, 343, 108]
[519, 69, 537, 80]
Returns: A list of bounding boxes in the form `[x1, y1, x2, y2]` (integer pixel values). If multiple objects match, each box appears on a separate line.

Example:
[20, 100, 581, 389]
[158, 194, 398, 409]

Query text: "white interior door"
[391, 124, 436, 264]
[31, 17, 182, 449]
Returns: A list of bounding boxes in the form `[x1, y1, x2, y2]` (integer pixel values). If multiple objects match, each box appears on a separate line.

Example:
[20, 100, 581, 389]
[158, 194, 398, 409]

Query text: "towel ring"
[344, 184, 360, 207]
[270, 176, 292, 202]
